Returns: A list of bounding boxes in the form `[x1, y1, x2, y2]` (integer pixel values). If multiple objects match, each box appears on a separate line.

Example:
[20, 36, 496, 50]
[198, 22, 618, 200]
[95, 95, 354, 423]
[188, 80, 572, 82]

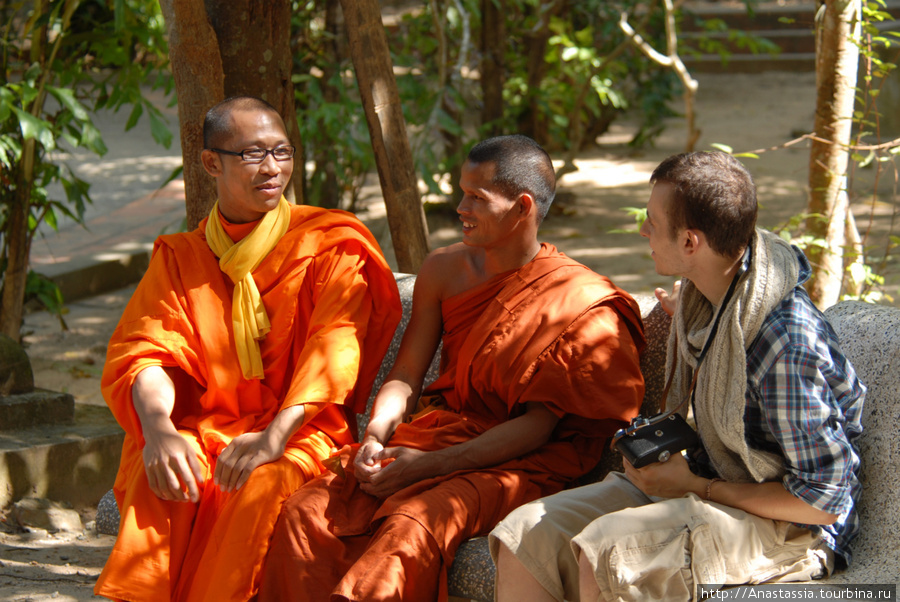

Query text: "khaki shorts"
[490, 472, 831, 602]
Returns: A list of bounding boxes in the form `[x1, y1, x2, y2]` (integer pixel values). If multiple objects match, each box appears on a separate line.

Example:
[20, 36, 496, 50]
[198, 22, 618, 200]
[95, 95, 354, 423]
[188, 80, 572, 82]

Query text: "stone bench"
[97, 276, 900, 599]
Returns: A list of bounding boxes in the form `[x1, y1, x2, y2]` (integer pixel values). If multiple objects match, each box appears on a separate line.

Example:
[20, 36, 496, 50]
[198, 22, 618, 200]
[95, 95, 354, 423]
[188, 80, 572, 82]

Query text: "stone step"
[0, 403, 124, 508]
[684, 51, 817, 73]
[681, 2, 819, 32]
[0, 390, 75, 431]
[679, 0, 900, 72]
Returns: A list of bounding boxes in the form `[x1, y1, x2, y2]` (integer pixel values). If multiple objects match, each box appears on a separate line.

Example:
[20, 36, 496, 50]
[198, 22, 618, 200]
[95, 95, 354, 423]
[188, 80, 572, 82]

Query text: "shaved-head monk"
[94, 96, 401, 601]
[257, 134, 646, 601]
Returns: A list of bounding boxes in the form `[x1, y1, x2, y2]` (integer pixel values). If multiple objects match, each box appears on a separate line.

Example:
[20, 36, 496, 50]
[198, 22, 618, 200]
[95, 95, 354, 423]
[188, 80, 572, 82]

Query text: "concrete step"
[679, 0, 900, 72]
[681, 2, 817, 71]
[682, 2, 819, 32]
[0, 403, 124, 508]
[0, 390, 75, 431]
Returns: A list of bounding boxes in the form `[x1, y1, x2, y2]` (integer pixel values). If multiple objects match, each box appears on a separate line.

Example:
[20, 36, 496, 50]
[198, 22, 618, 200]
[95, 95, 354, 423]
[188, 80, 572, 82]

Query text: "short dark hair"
[203, 96, 286, 149]
[466, 135, 556, 223]
[650, 151, 757, 259]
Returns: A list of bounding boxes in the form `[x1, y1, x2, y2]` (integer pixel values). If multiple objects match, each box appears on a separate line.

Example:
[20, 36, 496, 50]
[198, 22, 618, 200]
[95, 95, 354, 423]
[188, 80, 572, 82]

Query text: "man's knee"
[493, 478, 632, 556]
[491, 497, 565, 560]
[498, 497, 548, 538]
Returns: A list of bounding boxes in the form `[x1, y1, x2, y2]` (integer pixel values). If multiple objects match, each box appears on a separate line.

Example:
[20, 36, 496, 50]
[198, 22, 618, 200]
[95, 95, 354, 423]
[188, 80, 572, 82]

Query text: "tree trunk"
[0, 177, 31, 342]
[522, 0, 565, 144]
[340, 0, 430, 273]
[806, 0, 861, 308]
[312, 0, 343, 209]
[205, 0, 305, 206]
[439, 0, 470, 206]
[1, 3, 46, 340]
[480, 0, 505, 137]
[159, 0, 224, 231]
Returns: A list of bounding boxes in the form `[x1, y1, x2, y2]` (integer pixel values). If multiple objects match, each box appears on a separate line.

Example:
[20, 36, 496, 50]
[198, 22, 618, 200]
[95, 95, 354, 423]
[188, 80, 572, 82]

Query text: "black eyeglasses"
[207, 145, 295, 164]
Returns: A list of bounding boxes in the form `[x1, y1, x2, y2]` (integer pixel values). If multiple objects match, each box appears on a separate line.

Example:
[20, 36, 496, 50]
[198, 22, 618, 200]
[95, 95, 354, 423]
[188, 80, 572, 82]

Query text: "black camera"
[613, 413, 699, 468]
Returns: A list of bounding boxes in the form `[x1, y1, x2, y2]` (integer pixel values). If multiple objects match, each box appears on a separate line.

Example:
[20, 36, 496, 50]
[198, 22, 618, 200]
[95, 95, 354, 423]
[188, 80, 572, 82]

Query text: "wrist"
[141, 413, 177, 437]
[361, 432, 382, 446]
[428, 446, 457, 475]
[705, 477, 725, 501]
[263, 420, 292, 450]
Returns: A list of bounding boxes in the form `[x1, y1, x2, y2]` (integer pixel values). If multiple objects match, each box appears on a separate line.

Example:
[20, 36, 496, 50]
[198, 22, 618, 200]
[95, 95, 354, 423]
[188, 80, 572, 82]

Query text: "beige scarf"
[666, 229, 799, 482]
[205, 197, 291, 379]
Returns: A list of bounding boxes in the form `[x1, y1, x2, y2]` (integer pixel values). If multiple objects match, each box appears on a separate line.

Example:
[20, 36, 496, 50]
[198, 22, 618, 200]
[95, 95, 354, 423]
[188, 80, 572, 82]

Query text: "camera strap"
[614, 244, 751, 441]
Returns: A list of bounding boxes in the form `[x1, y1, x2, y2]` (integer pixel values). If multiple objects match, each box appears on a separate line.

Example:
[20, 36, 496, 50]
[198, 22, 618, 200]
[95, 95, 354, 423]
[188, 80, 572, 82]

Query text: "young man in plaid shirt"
[491, 151, 865, 601]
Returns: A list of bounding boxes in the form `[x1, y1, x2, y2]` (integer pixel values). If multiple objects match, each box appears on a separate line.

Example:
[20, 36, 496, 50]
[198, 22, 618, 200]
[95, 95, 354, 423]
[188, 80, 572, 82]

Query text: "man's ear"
[517, 191, 536, 219]
[200, 149, 222, 177]
[682, 229, 703, 255]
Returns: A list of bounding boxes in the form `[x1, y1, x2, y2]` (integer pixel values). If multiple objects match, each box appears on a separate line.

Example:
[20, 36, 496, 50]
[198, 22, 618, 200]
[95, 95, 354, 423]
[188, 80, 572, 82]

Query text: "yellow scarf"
[205, 197, 291, 379]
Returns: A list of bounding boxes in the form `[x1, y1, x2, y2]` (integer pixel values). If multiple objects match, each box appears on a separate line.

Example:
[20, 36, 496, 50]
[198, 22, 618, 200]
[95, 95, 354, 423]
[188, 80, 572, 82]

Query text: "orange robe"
[258, 244, 645, 602]
[94, 205, 401, 602]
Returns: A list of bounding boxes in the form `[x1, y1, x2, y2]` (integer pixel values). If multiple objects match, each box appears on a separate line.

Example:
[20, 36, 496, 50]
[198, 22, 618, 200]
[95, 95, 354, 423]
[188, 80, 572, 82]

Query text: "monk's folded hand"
[354, 439, 386, 483]
[214, 430, 285, 493]
[622, 452, 706, 500]
[358, 446, 431, 498]
[142, 427, 205, 504]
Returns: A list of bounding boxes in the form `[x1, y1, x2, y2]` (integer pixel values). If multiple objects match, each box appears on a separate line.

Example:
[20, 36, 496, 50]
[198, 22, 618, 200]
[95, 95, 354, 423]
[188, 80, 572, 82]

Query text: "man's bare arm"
[133, 366, 205, 503]
[624, 453, 838, 525]
[355, 255, 445, 481]
[359, 402, 560, 497]
[214, 403, 325, 492]
[432, 402, 560, 471]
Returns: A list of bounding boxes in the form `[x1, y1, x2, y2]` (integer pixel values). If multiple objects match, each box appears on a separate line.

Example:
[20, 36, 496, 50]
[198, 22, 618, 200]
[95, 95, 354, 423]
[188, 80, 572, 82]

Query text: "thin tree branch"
[736, 132, 900, 156]
[619, 1, 699, 150]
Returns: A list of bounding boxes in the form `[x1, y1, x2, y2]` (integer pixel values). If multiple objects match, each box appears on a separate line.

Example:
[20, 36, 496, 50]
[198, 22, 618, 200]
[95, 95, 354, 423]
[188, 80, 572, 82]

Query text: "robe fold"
[94, 204, 401, 602]
[258, 243, 645, 602]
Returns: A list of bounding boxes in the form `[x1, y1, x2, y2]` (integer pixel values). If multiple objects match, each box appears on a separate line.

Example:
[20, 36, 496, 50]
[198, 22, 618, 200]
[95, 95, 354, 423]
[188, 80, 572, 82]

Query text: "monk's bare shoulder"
[417, 243, 481, 301]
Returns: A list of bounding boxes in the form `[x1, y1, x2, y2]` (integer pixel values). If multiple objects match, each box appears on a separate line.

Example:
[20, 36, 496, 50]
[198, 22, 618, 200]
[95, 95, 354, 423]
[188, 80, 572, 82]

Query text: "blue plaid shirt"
[742, 254, 864, 566]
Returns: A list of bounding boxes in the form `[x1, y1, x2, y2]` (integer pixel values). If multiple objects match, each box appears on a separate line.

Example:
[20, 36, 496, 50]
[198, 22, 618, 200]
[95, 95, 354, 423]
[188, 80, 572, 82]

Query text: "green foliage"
[610, 206, 648, 235]
[841, 0, 900, 303]
[388, 1, 474, 195]
[506, 0, 678, 150]
[1, 0, 172, 328]
[25, 269, 69, 328]
[375, 0, 683, 195]
[683, 15, 781, 65]
[679, 2, 781, 67]
[709, 1, 900, 305]
[293, 0, 793, 208]
[291, 1, 374, 209]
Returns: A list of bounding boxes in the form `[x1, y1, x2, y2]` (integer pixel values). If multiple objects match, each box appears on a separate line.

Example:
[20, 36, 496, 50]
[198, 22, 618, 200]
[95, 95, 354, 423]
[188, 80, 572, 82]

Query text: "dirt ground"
[4, 70, 898, 601]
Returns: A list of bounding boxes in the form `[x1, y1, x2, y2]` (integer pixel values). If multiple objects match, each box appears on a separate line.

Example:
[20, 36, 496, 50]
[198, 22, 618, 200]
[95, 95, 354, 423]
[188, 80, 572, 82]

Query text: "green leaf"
[79, 121, 108, 156]
[114, 0, 126, 32]
[0, 136, 21, 168]
[0, 87, 13, 122]
[435, 109, 462, 137]
[12, 108, 56, 150]
[162, 164, 184, 187]
[23, 63, 42, 86]
[46, 86, 90, 121]
[60, 172, 92, 220]
[148, 110, 173, 148]
[44, 205, 59, 231]
[561, 47, 580, 62]
[125, 102, 144, 131]
[709, 142, 733, 153]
